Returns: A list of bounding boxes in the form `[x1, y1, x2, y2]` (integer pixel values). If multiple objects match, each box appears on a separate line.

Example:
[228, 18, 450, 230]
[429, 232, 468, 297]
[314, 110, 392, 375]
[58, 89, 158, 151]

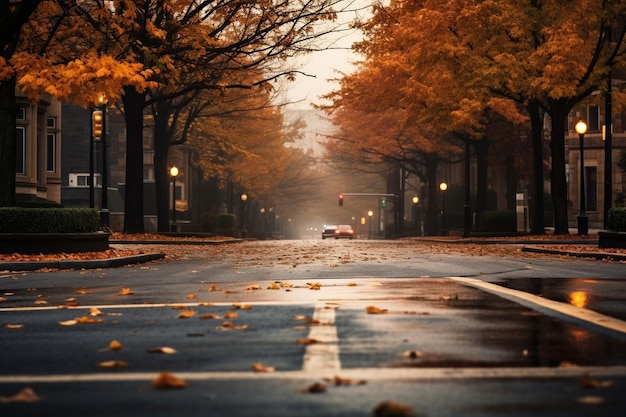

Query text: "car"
[321, 225, 337, 239]
[334, 224, 355, 239]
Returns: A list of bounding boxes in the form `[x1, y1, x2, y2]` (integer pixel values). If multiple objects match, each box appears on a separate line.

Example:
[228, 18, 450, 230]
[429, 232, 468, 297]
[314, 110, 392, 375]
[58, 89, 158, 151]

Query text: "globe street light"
[440, 182, 448, 236]
[367, 210, 374, 239]
[240, 193, 247, 233]
[575, 119, 588, 235]
[412, 196, 420, 236]
[169, 165, 179, 232]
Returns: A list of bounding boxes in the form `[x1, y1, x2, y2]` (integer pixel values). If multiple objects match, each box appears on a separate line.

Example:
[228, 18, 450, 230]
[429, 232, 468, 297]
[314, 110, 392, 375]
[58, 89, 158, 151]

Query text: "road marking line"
[452, 277, 626, 335]
[302, 303, 341, 372]
[2, 366, 626, 384]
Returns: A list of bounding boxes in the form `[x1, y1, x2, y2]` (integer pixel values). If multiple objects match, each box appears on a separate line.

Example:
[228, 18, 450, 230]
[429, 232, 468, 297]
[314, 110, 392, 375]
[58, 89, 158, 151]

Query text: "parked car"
[322, 225, 337, 239]
[334, 224, 354, 239]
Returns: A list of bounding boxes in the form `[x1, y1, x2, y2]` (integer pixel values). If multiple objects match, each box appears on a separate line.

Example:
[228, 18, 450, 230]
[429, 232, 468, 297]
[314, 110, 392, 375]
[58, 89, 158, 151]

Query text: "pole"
[171, 175, 176, 232]
[100, 102, 109, 227]
[604, 68, 612, 229]
[463, 140, 472, 237]
[89, 110, 94, 208]
[578, 132, 588, 235]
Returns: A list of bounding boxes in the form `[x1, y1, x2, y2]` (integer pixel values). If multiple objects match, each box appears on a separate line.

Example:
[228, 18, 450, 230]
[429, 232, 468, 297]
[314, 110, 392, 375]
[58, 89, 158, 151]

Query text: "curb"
[0, 253, 165, 272]
[521, 246, 626, 261]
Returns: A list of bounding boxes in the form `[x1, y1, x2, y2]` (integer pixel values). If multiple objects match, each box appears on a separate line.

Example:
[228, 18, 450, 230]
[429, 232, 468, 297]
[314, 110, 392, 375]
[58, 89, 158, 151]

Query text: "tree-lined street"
[1, 239, 626, 416]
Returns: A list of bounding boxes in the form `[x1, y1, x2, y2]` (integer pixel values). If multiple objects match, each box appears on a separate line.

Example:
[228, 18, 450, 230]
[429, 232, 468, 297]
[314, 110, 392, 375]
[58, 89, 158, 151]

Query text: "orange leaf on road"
[152, 372, 187, 390]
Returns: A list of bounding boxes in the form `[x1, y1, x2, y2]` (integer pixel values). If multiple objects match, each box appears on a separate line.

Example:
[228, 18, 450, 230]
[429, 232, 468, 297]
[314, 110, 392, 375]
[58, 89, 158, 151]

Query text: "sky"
[283, 1, 372, 109]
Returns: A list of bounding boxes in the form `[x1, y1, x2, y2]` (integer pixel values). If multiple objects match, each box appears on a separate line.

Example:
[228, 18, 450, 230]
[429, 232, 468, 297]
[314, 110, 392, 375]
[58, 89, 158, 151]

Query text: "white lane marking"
[302, 303, 340, 372]
[452, 277, 626, 334]
[2, 366, 626, 384]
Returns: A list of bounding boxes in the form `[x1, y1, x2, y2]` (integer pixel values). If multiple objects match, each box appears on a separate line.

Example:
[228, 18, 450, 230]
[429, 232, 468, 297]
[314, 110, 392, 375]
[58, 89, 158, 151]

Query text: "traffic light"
[381, 198, 387, 208]
[92, 110, 103, 141]
[338, 194, 344, 206]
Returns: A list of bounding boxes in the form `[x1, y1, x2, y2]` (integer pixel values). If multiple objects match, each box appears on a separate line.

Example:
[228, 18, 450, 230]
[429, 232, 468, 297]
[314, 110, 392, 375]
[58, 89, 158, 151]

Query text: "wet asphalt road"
[1, 239, 626, 416]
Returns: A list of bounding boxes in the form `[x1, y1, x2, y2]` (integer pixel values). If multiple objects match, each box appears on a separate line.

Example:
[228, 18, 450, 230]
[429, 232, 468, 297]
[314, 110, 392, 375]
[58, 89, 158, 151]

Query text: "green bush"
[607, 207, 626, 232]
[201, 212, 236, 232]
[0, 208, 100, 233]
[476, 210, 516, 233]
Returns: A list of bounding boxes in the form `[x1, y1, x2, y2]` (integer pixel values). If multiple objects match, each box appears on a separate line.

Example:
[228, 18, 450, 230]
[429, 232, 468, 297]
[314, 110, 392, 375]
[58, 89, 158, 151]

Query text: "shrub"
[201, 213, 236, 232]
[0, 208, 100, 233]
[476, 210, 516, 233]
[607, 207, 626, 232]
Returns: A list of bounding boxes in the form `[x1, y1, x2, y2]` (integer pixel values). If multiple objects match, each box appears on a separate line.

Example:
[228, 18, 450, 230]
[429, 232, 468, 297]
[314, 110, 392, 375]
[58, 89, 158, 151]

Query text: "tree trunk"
[528, 101, 545, 234]
[424, 156, 439, 236]
[154, 101, 171, 233]
[548, 98, 570, 234]
[0, 76, 17, 207]
[122, 86, 146, 233]
[474, 138, 490, 216]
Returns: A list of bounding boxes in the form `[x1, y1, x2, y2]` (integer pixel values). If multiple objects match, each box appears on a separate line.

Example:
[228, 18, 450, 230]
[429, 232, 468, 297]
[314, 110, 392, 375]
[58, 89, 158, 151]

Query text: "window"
[16, 127, 25, 174]
[47, 133, 56, 172]
[69, 173, 101, 187]
[587, 105, 600, 132]
[17, 107, 25, 121]
[585, 166, 597, 211]
[46, 116, 56, 129]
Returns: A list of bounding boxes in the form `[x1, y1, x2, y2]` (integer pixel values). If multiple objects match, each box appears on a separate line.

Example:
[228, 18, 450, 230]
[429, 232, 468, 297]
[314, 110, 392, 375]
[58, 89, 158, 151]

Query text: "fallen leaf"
[324, 375, 367, 386]
[232, 303, 251, 310]
[118, 287, 134, 296]
[75, 316, 104, 324]
[373, 401, 417, 417]
[109, 340, 123, 351]
[34, 300, 48, 305]
[97, 360, 128, 369]
[296, 338, 322, 345]
[224, 290, 239, 294]
[59, 319, 78, 326]
[177, 309, 197, 319]
[306, 282, 322, 290]
[148, 347, 177, 354]
[198, 302, 214, 306]
[579, 373, 614, 388]
[186, 294, 197, 299]
[208, 285, 220, 292]
[224, 311, 239, 319]
[89, 307, 105, 316]
[5, 323, 24, 329]
[75, 289, 88, 295]
[366, 305, 388, 314]
[403, 350, 424, 359]
[0, 387, 41, 403]
[347, 283, 357, 286]
[267, 282, 281, 290]
[65, 297, 79, 307]
[576, 395, 606, 405]
[152, 372, 187, 390]
[200, 313, 222, 320]
[218, 321, 248, 330]
[252, 362, 275, 372]
[245, 285, 262, 290]
[299, 382, 327, 393]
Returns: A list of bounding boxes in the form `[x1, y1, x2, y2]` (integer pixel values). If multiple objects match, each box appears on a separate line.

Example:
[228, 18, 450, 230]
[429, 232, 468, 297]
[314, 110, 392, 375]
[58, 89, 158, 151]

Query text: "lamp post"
[169, 165, 179, 232]
[367, 210, 374, 239]
[575, 120, 588, 235]
[412, 196, 419, 236]
[240, 193, 247, 235]
[440, 182, 448, 236]
[94, 94, 109, 227]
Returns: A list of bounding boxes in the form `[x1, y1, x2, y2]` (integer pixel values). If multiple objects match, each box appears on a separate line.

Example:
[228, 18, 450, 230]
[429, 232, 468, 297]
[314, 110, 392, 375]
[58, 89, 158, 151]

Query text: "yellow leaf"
[232, 303, 251, 310]
[267, 282, 281, 290]
[186, 294, 197, 299]
[366, 305, 388, 314]
[296, 338, 322, 345]
[177, 309, 196, 319]
[200, 313, 221, 320]
[109, 340, 123, 351]
[148, 347, 177, 354]
[152, 372, 187, 390]
[97, 360, 128, 369]
[252, 362, 275, 372]
[5, 323, 24, 329]
[373, 401, 417, 416]
[118, 287, 134, 296]
[90, 307, 105, 316]
[224, 311, 239, 319]
[59, 319, 78, 326]
[0, 387, 41, 403]
[307, 282, 322, 290]
[245, 285, 262, 290]
[75, 316, 104, 324]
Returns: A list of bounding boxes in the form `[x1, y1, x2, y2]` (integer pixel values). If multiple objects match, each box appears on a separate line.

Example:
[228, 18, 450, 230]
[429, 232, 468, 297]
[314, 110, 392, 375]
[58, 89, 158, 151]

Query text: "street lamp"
[575, 119, 588, 235]
[367, 210, 374, 239]
[440, 182, 448, 236]
[169, 165, 179, 232]
[240, 193, 247, 233]
[412, 196, 420, 236]
[94, 94, 109, 227]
